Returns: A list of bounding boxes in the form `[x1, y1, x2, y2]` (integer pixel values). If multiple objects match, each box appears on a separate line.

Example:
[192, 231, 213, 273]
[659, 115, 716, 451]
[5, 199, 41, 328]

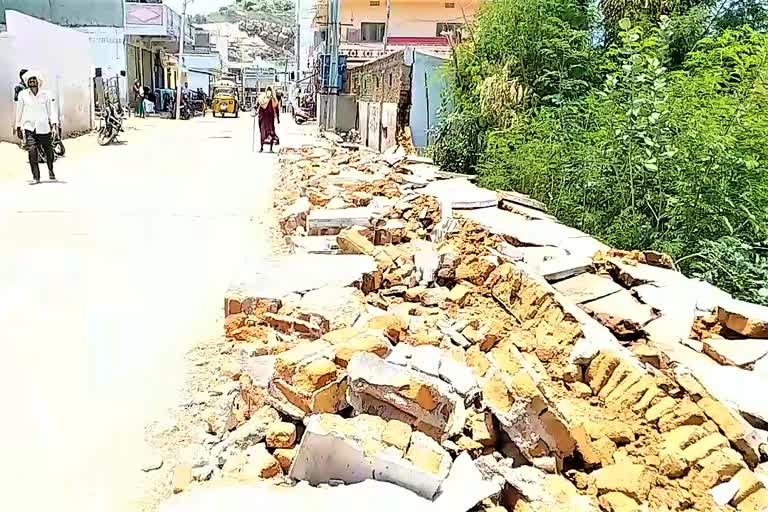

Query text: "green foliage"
[476, 24, 768, 301]
[690, 237, 768, 305]
[431, 0, 599, 173]
[428, 108, 487, 175]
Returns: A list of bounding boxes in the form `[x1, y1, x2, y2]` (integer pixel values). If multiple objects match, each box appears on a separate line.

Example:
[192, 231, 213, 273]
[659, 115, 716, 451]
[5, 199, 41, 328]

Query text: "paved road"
[0, 114, 307, 510]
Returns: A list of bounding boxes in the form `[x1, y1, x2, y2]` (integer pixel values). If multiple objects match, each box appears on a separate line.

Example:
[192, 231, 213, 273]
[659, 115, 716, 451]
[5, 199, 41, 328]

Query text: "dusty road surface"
[0, 114, 307, 511]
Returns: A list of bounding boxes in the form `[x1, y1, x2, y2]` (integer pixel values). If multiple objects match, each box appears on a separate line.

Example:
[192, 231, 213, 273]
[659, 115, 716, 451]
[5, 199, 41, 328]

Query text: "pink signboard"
[126, 3, 163, 26]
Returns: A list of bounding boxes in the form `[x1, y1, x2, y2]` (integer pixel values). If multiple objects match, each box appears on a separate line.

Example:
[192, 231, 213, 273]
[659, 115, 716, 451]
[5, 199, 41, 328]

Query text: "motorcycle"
[97, 102, 123, 146]
[170, 99, 192, 120]
[292, 101, 313, 125]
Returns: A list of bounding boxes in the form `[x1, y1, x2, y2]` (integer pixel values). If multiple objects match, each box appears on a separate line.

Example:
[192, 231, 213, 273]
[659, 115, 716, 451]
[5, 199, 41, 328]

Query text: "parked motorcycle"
[170, 99, 192, 120]
[292, 101, 313, 125]
[97, 102, 123, 146]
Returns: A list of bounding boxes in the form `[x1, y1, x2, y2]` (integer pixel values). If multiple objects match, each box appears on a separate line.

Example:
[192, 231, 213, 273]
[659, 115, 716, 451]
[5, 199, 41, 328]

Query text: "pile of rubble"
[167, 138, 768, 511]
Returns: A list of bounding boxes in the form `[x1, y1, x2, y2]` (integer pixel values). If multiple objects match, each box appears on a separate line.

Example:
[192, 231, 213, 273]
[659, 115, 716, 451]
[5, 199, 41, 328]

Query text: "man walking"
[15, 71, 58, 184]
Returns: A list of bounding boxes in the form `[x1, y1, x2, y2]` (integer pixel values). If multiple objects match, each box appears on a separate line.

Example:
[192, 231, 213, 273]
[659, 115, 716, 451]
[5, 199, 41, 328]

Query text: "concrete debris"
[158, 480, 438, 512]
[717, 299, 768, 338]
[499, 464, 600, 511]
[703, 336, 768, 368]
[290, 414, 450, 499]
[421, 179, 498, 209]
[553, 272, 623, 305]
[433, 453, 501, 512]
[160, 139, 768, 511]
[347, 352, 465, 442]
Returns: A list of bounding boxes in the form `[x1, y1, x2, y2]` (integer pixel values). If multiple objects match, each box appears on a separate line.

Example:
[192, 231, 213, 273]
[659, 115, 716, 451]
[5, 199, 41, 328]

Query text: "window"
[361, 22, 386, 43]
[436, 23, 462, 36]
[370, 0, 381, 5]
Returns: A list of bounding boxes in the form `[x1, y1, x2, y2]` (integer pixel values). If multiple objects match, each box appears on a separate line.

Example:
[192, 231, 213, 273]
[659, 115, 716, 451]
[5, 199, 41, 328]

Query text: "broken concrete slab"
[158, 480, 438, 512]
[291, 236, 340, 254]
[438, 354, 480, 400]
[433, 453, 501, 512]
[499, 199, 555, 221]
[498, 464, 600, 511]
[498, 190, 547, 212]
[633, 282, 697, 345]
[386, 344, 442, 377]
[532, 255, 592, 282]
[226, 254, 377, 310]
[582, 289, 657, 332]
[665, 348, 768, 424]
[703, 337, 768, 368]
[347, 352, 465, 441]
[421, 179, 498, 209]
[462, 209, 607, 257]
[289, 414, 450, 499]
[494, 244, 569, 265]
[293, 287, 368, 331]
[717, 299, 768, 338]
[606, 257, 688, 288]
[553, 272, 623, 305]
[307, 207, 373, 234]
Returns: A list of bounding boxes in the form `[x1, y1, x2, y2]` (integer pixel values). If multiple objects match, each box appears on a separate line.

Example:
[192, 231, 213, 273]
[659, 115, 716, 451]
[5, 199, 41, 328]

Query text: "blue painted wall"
[408, 50, 448, 149]
[0, 0, 124, 27]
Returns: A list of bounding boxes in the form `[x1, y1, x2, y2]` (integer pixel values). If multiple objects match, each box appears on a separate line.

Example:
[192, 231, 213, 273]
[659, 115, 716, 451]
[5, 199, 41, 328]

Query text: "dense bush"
[430, 0, 768, 301]
[479, 25, 768, 285]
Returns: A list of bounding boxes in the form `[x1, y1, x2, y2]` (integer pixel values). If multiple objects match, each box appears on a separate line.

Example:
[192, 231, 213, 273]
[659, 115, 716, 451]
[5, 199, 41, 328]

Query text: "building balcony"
[125, 1, 193, 43]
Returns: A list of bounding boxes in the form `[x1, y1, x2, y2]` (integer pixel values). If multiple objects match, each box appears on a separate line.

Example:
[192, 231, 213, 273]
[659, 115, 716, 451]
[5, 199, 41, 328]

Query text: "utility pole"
[383, 0, 392, 52]
[295, 0, 301, 87]
[325, 0, 339, 130]
[175, 0, 191, 121]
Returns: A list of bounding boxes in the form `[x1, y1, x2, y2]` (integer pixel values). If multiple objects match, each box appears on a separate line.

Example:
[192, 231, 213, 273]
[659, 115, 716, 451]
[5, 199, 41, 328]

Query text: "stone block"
[273, 447, 296, 472]
[591, 463, 652, 501]
[697, 396, 762, 468]
[337, 229, 376, 255]
[266, 422, 297, 449]
[382, 420, 412, 454]
[717, 300, 768, 338]
[333, 333, 392, 369]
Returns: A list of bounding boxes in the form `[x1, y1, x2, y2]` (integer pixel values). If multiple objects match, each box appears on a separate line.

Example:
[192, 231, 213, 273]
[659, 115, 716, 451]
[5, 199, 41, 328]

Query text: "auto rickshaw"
[211, 80, 239, 118]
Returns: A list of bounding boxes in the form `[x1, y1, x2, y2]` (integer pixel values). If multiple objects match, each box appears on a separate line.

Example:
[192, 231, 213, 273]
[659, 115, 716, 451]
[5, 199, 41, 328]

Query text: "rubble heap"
[171, 138, 768, 511]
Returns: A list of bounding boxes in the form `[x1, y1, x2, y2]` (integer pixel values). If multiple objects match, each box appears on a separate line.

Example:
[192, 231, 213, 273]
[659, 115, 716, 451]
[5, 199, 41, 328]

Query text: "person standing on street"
[256, 87, 279, 153]
[132, 80, 145, 118]
[15, 71, 58, 184]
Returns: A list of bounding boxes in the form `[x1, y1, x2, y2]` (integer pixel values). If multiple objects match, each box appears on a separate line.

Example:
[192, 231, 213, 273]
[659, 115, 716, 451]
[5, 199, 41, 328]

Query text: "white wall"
[0, 34, 19, 142]
[76, 26, 128, 105]
[0, 11, 93, 142]
[187, 71, 210, 95]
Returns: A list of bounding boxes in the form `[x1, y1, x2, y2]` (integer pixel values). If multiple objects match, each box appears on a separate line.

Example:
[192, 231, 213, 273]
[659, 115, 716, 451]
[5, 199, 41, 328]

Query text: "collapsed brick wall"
[207, 144, 768, 512]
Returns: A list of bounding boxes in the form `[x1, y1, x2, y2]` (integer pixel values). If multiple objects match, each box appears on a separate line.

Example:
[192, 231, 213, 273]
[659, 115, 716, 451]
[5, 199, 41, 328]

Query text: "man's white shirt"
[15, 88, 58, 134]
